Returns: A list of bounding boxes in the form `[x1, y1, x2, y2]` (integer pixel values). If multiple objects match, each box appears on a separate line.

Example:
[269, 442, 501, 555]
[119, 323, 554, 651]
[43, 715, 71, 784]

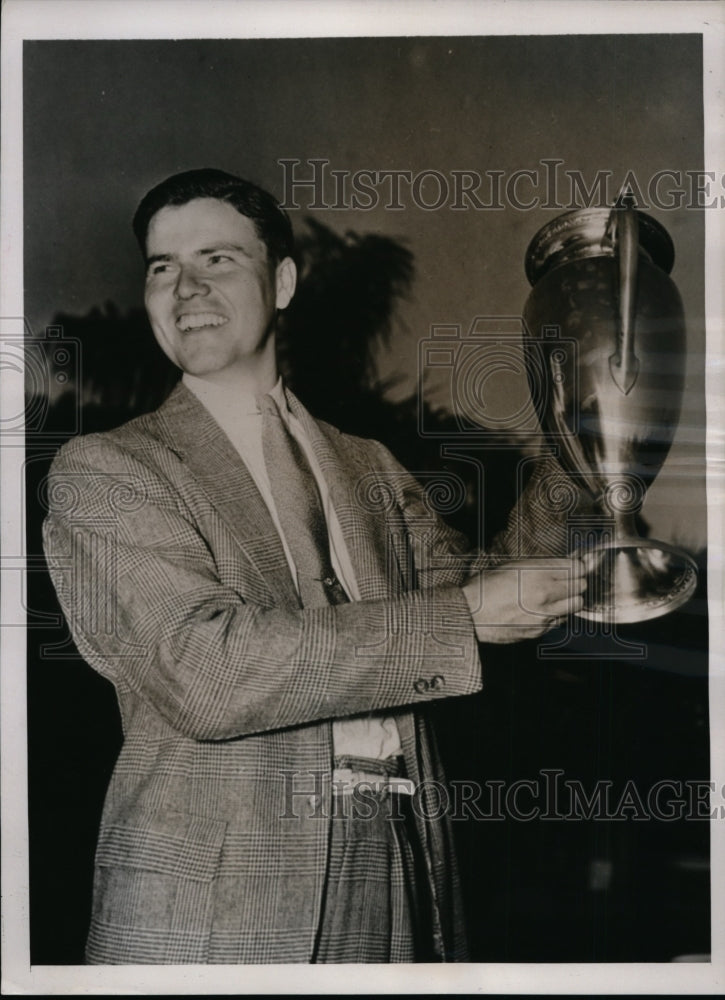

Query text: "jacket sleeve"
[367, 440, 594, 576]
[485, 452, 598, 561]
[42, 434, 482, 742]
[365, 439, 478, 590]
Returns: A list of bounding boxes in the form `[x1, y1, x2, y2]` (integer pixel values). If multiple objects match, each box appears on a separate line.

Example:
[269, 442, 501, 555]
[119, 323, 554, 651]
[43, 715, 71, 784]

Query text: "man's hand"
[462, 558, 587, 644]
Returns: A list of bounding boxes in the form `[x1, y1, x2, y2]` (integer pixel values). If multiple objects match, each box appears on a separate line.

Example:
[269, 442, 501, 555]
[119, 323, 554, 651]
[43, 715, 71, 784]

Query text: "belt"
[331, 754, 416, 796]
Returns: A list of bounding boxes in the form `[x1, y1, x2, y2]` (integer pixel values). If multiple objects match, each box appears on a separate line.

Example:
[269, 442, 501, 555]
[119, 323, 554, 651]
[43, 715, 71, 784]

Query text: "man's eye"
[208, 254, 232, 265]
[148, 263, 170, 276]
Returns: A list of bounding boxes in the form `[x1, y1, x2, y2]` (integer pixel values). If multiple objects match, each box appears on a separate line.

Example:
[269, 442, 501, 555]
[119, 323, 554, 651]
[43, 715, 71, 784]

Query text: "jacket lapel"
[151, 382, 300, 609]
[150, 383, 403, 606]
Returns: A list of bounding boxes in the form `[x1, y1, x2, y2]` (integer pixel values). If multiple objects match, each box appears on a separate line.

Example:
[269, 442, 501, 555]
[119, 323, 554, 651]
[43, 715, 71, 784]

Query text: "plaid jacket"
[43, 382, 573, 965]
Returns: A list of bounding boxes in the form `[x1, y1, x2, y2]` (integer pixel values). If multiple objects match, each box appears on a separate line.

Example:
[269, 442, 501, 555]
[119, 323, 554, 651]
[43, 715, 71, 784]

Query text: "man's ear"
[275, 257, 297, 310]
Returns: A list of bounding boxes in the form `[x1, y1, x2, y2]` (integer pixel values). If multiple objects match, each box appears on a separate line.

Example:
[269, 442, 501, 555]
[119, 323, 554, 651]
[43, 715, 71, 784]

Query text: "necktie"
[259, 392, 349, 608]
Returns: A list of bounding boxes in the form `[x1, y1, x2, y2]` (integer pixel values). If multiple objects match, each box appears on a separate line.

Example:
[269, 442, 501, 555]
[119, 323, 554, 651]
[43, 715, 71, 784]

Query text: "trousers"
[313, 784, 436, 963]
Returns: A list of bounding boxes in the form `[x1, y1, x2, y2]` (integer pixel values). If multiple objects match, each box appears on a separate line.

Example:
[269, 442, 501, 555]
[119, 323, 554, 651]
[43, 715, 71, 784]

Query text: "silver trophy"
[522, 193, 698, 623]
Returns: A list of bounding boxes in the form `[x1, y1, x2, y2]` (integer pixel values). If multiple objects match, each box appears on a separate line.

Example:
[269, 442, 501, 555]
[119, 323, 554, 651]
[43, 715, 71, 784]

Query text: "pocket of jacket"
[87, 808, 228, 963]
[94, 806, 226, 882]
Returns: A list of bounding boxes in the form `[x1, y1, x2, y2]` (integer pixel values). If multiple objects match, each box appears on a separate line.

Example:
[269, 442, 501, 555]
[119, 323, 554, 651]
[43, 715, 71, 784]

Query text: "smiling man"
[42, 168, 585, 965]
[143, 195, 295, 390]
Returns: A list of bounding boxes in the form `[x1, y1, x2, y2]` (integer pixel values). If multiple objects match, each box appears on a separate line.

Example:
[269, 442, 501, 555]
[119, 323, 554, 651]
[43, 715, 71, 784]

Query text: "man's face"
[144, 197, 295, 385]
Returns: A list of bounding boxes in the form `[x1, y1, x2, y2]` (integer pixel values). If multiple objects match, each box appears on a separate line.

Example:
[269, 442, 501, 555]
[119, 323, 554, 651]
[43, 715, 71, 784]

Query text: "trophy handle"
[608, 190, 640, 395]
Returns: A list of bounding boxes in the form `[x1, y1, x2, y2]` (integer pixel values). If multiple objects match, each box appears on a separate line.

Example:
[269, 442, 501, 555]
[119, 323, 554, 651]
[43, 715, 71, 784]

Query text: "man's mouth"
[176, 313, 228, 332]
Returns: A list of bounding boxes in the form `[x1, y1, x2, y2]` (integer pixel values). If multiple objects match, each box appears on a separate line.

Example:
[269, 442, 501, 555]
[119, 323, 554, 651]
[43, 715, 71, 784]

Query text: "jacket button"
[414, 678, 429, 694]
[430, 675, 445, 691]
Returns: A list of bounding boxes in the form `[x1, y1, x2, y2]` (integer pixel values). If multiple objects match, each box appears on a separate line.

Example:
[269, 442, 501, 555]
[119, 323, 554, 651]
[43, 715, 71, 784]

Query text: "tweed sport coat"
[42, 381, 574, 965]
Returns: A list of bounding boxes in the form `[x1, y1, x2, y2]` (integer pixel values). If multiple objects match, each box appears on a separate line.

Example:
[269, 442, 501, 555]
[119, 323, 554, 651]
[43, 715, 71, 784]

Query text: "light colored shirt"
[183, 373, 402, 761]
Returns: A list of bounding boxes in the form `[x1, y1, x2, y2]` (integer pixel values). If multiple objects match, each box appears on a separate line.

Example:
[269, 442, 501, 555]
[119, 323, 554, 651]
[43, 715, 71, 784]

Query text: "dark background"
[24, 35, 709, 963]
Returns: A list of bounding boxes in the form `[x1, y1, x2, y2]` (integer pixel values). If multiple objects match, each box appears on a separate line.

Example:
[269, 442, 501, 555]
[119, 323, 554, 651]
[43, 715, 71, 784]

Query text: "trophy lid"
[524, 207, 675, 285]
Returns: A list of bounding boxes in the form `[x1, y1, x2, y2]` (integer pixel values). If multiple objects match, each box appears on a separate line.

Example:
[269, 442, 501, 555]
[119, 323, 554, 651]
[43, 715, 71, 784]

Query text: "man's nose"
[174, 265, 209, 299]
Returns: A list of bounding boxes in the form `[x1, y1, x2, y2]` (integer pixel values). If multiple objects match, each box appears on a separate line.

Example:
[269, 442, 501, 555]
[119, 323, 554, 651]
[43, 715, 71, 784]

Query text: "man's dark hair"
[132, 168, 294, 264]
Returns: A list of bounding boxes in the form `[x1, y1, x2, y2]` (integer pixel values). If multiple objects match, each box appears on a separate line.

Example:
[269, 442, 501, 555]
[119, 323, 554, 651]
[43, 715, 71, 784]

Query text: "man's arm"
[42, 434, 483, 742]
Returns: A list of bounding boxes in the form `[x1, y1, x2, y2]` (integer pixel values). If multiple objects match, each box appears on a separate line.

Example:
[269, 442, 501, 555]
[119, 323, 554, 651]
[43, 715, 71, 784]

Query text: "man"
[43, 168, 585, 964]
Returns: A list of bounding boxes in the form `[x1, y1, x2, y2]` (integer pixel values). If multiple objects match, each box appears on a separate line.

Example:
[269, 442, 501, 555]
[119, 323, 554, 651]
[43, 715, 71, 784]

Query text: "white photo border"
[2, 0, 723, 994]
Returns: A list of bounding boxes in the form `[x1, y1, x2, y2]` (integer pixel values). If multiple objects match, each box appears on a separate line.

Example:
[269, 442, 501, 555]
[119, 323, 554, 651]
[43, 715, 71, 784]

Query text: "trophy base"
[574, 536, 698, 624]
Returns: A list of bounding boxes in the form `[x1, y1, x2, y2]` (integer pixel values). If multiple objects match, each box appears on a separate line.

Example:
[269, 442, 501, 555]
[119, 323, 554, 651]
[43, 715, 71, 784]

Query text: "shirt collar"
[182, 372, 288, 425]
